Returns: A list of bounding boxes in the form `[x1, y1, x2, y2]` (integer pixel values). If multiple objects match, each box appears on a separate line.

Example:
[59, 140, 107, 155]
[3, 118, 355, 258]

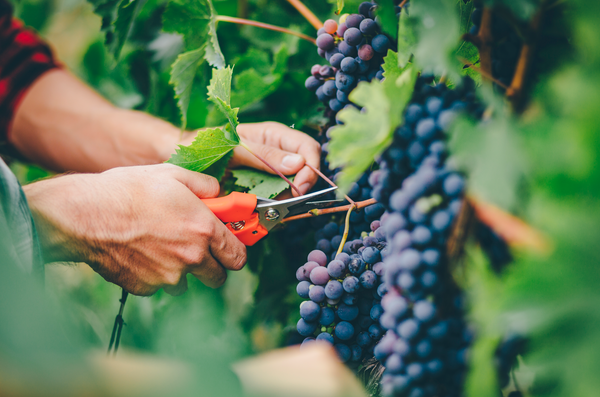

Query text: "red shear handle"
[201, 192, 268, 246]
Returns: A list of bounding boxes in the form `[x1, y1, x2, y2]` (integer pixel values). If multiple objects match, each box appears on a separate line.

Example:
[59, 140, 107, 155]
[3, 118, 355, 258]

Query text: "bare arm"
[9, 69, 321, 194]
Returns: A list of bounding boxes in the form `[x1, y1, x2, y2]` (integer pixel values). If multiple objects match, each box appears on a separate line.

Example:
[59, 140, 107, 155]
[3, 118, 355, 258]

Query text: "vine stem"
[304, 163, 356, 207]
[398, 0, 409, 7]
[216, 16, 317, 44]
[285, 0, 323, 30]
[239, 141, 303, 196]
[337, 206, 354, 256]
[282, 198, 376, 222]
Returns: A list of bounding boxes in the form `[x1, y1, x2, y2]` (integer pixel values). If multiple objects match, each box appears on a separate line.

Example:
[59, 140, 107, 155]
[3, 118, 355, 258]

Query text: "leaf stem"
[457, 57, 509, 89]
[398, 0, 409, 7]
[239, 141, 303, 196]
[282, 198, 376, 222]
[215, 16, 317, 44]
[337, 205, 354, 255]
[285, 0, 323, 30]
[304, 163, 356, 207]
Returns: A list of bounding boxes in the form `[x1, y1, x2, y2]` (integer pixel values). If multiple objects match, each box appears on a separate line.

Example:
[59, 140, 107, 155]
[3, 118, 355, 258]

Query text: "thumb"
[232, 141, 306, 175]
[163, 164, 220, 198]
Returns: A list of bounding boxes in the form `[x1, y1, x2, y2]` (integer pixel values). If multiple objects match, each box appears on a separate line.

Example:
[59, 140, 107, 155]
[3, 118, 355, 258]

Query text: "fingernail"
[299, 183, 311, 194]
[281, 154, 303, 170]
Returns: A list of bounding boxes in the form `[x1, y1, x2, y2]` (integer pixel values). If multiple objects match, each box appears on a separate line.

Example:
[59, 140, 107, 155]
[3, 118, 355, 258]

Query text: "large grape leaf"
[397, 9, 417, 68]
[375, 0, 398, 40]
[327, 54, 417, 193]
[231, 45, 289, 109]
[87, 0, 146, 60]
[232, 169, 294, 199]
[167, 127, 239, 173]
[169, 48, 205, 130]
[207, 66, 240, 141]
[163, 0, 226, 127]
[168, 67, 240, 175]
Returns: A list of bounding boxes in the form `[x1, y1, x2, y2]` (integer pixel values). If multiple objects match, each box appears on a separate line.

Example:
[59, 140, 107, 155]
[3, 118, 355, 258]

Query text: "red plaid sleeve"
[0, 0, 59, 148]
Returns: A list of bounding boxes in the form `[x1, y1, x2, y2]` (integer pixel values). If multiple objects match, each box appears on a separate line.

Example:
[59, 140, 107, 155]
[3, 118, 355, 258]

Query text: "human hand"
[23, 164, 247, 296]
[180, 122, 321, 197]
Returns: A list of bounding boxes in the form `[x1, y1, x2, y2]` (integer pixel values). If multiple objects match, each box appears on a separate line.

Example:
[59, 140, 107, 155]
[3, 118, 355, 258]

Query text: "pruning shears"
[202, 187, 339, 246]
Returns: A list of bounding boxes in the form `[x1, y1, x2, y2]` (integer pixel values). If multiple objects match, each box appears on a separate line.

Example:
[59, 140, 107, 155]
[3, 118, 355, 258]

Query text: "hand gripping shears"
[202, 187, 338, 246]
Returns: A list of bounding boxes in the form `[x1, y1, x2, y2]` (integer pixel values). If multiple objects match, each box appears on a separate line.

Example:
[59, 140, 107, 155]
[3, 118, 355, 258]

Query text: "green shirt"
[0, 159, 43, 279]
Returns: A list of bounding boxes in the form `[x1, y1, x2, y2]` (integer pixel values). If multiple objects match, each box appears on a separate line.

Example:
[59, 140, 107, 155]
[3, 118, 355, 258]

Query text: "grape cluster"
[470, 4, 523, 90]
[305, 2, 396, 115]
[295, 230, 388, 364]
[364, 77, 483, 397]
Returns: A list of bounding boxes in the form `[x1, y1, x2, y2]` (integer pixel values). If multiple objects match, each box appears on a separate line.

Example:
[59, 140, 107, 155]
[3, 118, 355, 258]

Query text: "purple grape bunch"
[295, 227, 388, 364]
[305, 2, 400, 116]
[365, 77, 483, 396]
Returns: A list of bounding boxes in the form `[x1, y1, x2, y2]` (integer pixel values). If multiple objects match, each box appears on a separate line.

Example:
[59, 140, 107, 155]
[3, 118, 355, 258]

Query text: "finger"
[162, 273, 189, 296]
[292, 165, 319, 197]
[163, 163, 220, 198]
[205, 217, 248, 271]
[188, 255, 228, 288]
[231, 141, 305, 175]
[239, 122, 322, 172]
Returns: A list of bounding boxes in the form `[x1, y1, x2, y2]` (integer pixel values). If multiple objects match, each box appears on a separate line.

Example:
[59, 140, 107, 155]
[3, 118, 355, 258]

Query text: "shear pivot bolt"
[230, 221, 246, 230]
[265, 209, 280, 221]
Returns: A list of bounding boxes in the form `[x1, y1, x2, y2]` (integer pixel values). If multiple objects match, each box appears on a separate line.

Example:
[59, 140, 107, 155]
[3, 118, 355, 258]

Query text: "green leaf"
[169, 48, 205, 130]
[167, 127, 240, 173]
[410, 0, 461, 78]
[203, 151, 234, 181]
[207, 66, 240, 141]
[327, 57, 417, 192]
[232, 169, 294, 198]
[458, 0, 475, 34]
[163, 0, 225, 64]
[336, 0, 344, 14]
[110, 0, 147, 60]
[375, 0, 398, 40]
[231, 45, 289, 109]
[397, 9, 417, 68]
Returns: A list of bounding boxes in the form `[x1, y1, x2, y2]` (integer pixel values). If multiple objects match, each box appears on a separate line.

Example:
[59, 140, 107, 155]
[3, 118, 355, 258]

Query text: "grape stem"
[398, 0, 409, 7]
[457, 57, 509, 89]
[215, 16, 317, 44]
[281, 198, 376, 222]
[304, 163, 356, 207]
[337, 205, 354, 256]
[239, 141, 303, 196]
[285, 0, 323, 30]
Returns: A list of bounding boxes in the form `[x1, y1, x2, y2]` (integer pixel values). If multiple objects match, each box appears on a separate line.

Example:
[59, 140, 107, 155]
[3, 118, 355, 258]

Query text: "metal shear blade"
[255, 186, 339, 231]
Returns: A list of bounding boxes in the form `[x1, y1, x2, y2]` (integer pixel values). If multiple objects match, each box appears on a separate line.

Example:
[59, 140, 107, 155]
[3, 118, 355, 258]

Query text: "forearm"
[9, 69, 181, 173]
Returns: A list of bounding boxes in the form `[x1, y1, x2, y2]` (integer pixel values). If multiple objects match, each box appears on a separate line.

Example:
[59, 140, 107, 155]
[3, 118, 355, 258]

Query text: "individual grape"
[316, 33, 335, 50]
[338, 303, 360, 321]
[359, 2, 375, 17]
[355, 57, 370, 73]
[398, 319, 420, 340]
[399, 249, 421, 271]
[322, 80, 337, 97]
[315, 85, 328, 102]
[343, 27, 363, 46]
[316, 332, 335, 344]
[421, 270, 438, 289]
[415, 118, 437, 140]
[425, 97, 443, 116]
[335, 321, 355, 340]
[397, 271, 416, 289]
[316, 238, 333, 254]
[325, 280, 344, 299]
[382, 295, 409, 319]
[329, 98, 344, 112]
[324, 19, 338, 34]
[359, 18, 378, 35]
[310, 266, 330, 285]
[432, 210, 452, 232]
[335, 71, 356, 92]
[296, 280, 311, 298]
[309, 285, 326, 302]
[345, 14, 365, 28]
[358, 44, 375, 61]
[338, 40, 358, 57]
[297, 318, 317, 336]
[385, 353, 403, 373]
[337, 23, 348, 38]
[359, 270, 377, 289]
[340, 57, 357, 73]
[323, 222, 340, 238]
[411, 226, 432, 246]
[305, 76, 322, 91]
[370, 303, 384, 321]
[371, 34, 390, 53]
[413, 300, 436, 322]
[343, 276, 360, 293]
[368, 323, 383, 339]
[319, 307, 335, 326]
[336, 252, 351, 265]
[335, 344, 351, 362]
[357, 331, 372, 347]
[443, 174, 465, 196]
[300, 301, 321, 321]
[327, 259, 346, 278]
[337, 90, 350, 103]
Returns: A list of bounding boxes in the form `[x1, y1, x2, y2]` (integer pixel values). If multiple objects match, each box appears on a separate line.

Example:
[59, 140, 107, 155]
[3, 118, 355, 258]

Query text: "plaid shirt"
[0, 1, 56, 276]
